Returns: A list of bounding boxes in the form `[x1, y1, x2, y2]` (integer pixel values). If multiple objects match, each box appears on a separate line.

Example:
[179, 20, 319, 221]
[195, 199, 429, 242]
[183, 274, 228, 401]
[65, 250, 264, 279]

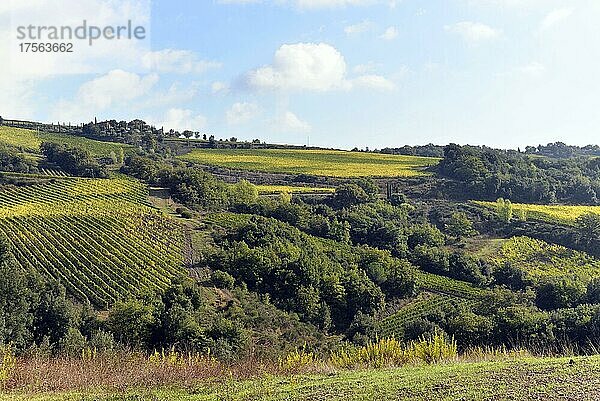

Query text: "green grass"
[475, 200, 600, 225]
[6, 356, 600, 400]
[462, 237, 507, 259]
[0, 126, 132, 158]
[179, 148, 439, 178]
[0, 176, 185, 307]
[490, 236, 600, 283]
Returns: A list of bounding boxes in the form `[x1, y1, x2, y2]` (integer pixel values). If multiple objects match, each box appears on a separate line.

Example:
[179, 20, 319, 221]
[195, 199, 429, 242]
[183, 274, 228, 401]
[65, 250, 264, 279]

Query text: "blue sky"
[1, 0, 599, 149]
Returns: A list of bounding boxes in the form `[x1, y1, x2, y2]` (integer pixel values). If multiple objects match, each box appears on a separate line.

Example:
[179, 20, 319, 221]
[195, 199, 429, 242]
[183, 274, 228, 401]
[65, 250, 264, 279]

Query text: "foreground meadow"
[179, 148, 439, 178]
[3, 355, 600, 400]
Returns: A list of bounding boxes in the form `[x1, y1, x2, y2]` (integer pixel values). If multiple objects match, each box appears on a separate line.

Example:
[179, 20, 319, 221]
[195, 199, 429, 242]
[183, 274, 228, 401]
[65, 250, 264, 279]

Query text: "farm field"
[0, 176, 185, 307]
[5, 355, 600, 400]
[255, 184, 335, 194]
[475, 200, 600, 225]
[179, 148, 439, 178]
[490, 236, 600, 283]
[0, 126, 132, 158]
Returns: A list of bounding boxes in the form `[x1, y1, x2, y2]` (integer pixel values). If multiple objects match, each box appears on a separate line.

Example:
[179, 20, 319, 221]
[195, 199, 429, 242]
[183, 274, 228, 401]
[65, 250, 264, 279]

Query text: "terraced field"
[0, 126, 131, 158]
[0, 176, 185, 307]
[476, 200, 600, 225]
[179, 148, 439, 178]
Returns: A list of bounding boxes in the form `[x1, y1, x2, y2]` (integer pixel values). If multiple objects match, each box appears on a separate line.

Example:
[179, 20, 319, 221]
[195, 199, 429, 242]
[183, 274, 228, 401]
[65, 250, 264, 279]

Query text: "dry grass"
[7, 352, 279, 393]
[3, 339, 535, 395]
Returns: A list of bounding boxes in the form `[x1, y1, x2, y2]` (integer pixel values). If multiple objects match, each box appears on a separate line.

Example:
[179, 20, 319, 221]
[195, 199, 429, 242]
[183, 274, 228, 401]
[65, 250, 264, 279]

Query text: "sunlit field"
[179, 148, 439, 178]
[475, 201, 600, 224]
[0, 126, 131, 158]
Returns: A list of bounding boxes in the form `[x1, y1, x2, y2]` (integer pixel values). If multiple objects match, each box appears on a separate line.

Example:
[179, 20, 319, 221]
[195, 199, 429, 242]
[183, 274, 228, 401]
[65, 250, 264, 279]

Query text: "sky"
[1, 0, 599, 150]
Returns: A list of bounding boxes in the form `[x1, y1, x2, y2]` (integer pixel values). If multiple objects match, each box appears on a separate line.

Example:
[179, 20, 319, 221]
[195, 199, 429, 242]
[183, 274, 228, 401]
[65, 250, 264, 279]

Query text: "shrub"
[89, 330, 116, 353]
[279, 344, 318, 372]
[211, 270, 235, 290]
[408, 331, 457, 364]
[59, 327, 86, 357]
[329, 332, 457, 369]
[0, 344, 15, 389]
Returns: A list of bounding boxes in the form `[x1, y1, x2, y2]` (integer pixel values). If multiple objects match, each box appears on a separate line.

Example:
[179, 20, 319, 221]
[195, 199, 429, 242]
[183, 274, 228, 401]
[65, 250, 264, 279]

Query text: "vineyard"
[254, 184, 335, 194]
[475, 200, 600, 225]
[378, 292, 475, 338]
[0, 176, 185, 307]
[179, 148, 439, 178]
[0, 126, 131, 158]
[416, 271, 485, 299]
[490, 236, 600, 283]
[378, 272, 485, 338]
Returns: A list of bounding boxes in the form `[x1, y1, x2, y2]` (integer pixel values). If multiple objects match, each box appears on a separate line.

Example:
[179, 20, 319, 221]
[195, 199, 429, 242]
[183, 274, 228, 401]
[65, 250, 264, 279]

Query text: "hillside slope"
[0, 176, 185, 306]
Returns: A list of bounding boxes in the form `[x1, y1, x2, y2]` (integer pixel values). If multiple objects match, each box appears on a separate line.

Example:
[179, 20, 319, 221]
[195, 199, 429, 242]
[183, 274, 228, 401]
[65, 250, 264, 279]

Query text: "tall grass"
[1, 339, 578, 394]
[329, 333, 457, 369]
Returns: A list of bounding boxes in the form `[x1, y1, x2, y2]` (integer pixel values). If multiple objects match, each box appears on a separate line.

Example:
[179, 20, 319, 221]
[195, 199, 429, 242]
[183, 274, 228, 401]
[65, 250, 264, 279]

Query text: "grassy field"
[0, 126, 132, 158]
[476, 200, 600, 225]
[179, 148, 439, 178]
[5, 356, 600, 400]
[490, 236, 600, 283]
[255, 184, 335, 194]
[0, 176, 184, 306]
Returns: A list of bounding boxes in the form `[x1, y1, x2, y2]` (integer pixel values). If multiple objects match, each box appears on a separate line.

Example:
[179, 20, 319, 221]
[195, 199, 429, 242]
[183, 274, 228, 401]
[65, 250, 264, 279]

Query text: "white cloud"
[518, 62, 545, 77]
[226, 102, 260, 124]
[380, 26, 399, 40]
[150, 108, 207, 132]
[273, 111, 311, 132]
[497, 62, 546, 79]
[0, 75, 36, 120]
[218, 0, 379, 9]
[217, 0, 260, 3]
[51, 70, 158, 121]
[390, 65, 411, 81]
[295, 0, 377, 9]
[351, 75, 396, 91]
[211, 81, 230, 94]
[344, 20, 372, 35]
[244, 42, 397, 92]
[540, 8, 573, 30]
[465, 0, 547, 8]
[445, 21, 501, 44]
[141, 82, 200, 108]
[245, 43, 348, 91]
[353, 62, 379, 74]
[77, 70, 158, 109]
[4, 0, 151, 76]
[142, 49, 221, 74]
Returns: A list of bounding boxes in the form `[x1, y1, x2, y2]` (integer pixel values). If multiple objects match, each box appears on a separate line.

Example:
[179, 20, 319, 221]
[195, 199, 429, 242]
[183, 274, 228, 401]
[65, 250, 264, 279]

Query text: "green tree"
[107, 300, 156, 348]
[0, 238, 34, 350]
[332, 184, 369, 208]
[576, 213, 600, 247]
[445, 212, 477, 240]
[408, 224, 445, 249]
[496, 198, 513, 223]
[230, 180, 259, 205]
